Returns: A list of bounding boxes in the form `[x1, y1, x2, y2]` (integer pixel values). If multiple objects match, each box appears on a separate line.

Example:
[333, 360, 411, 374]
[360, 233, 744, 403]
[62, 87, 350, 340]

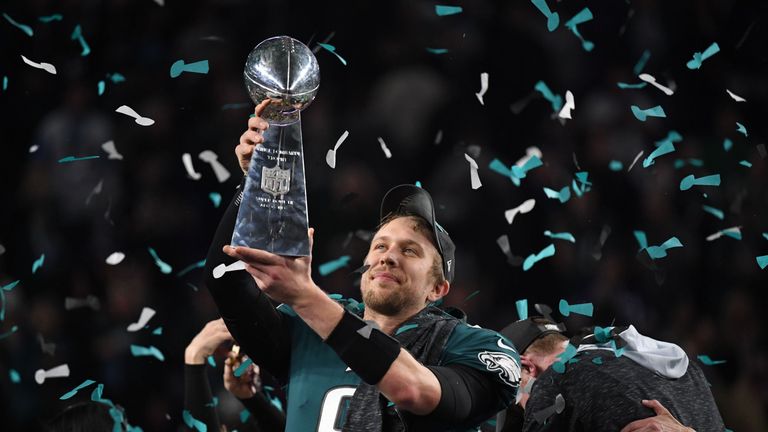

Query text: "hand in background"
[185, 318, 233, 365]
[224, 350, 261, 400]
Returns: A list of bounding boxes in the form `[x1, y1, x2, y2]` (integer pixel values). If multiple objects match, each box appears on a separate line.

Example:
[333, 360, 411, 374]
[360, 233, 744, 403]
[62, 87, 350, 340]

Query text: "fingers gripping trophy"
[232, 36, 320, 256]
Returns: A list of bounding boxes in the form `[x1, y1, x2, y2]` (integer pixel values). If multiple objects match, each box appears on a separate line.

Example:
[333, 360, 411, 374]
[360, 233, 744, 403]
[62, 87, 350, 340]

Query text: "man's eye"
[374, 244, 386, 250]
[403, 248, 416, 255]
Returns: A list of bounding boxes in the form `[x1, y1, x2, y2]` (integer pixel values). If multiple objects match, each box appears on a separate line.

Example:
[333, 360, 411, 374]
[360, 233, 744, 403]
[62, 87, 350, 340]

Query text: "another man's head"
[360, 185, 455, 317]
[501, 317, 569, 408]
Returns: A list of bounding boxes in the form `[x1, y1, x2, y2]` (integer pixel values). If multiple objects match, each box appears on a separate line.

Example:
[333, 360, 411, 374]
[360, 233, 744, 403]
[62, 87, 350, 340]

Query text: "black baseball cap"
[379, 184, 456, 283]
[500, 317, 566, 354]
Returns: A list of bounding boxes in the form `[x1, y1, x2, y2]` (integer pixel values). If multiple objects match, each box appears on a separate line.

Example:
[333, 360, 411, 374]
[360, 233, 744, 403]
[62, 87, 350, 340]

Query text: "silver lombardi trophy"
[232, 36, 320, 256]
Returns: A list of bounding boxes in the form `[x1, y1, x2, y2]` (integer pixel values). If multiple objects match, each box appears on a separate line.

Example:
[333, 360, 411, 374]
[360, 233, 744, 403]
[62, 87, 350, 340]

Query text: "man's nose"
[379, 250, 397, 266]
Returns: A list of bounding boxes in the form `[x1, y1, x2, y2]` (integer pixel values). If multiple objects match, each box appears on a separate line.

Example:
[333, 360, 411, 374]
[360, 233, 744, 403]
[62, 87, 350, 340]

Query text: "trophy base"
[231, 120, 310, 256]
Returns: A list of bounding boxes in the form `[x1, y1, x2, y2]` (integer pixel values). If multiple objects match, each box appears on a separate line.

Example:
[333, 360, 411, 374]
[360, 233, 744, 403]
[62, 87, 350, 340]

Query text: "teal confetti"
[317, 43, 348, 66]
[318, 255, 351, 276]
[415, 181, 422, 187]
[634, 230, 648, 251]
[205, 396, 219, 408]
[531, 0, 559, 32]
[559, 299, 593, 317]
[187, 283, 198, 291]
[762, 233, 768, 241]
[697, 355, 726, 366]
[543, 186, 571, 204]
[702, 205, 724, 220]
[130, 344, 165, 361]
[38, 14, 63, 23]
[9, 369, 20, 383]
[2, 76, 7, 91]
[206, 355, 215, 368]
[60, 379, 97, 400]
[757, 255, 768, 270]
[723, 138, 733, 152]
[489, 159, 513, 178]
[169, 59, 210, 78]
[177, 259, 205, 277]
[572, 172, 592, 196]
[511, 155, 543, 185]
[611, 339, 626, 357]
[739, 160, 752, 168]
[564, 8, 594, 51]
[147, 247, 172, 274]
[552, 344, 578, 373]
[686, 42, 719, 70]
[183, 410, 208, 432]
[609, 160, 623, 171]
[396, 323, 419, 335]
[719, 228, 742, 241]
[544, 230, 576, 243]
[32, 254, 45, 274]
[617, 82, 647, 89]
[464, 290, 480, 302]
[239, 409, 251, 423]
[71, 25, 91, 56]
[642, 141, 676, 168]
[631, 105, 666, 121]
[646, 237, 683, 259]
[523, 244, 556, 271]
[593, 326, 613, 343]
[736, 122, 748, 137]
[2, 280, 19, 291]
[0, 325, 19, 340]
[108, 73, 126, 83]
[2, 13, 33, 36]
[655, 131, 682, 147]
[680, 174, 721, 191]
[152, 327, 163, 335]
[435, 5, 463, 16]
[58, 155, 100, 163]
[534, 80, 562, 112]
[97, 80, 105, 95]
[515, 299, 528, 320]
[674, 158, 703, 169]
[264, 386, 284, 412]
[425, 48, 448, 55]
[234, 357, 253, 377]
[592, 356, 603, 365]
[633, 49, 651, 75]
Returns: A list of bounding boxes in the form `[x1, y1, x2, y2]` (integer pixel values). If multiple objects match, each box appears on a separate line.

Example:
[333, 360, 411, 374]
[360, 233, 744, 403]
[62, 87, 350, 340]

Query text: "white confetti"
[29, 145, 39, 153]
[638, 73, 674, 96]
[515, 146, 542, 168]
[558, 90, 575, 119]
[182, 153, 202, 180]
[706, 226, 741, 242]
[377, 137, 392, 159]
[127, 307, 156, 332]
[34, 364, 69, 385]
[105, 252, 125, 265]
[475, 72, 489, 105]
[198, 150, 230, 183]
[115, 105, 155, 126]
[726, 89, 746, 102]
[21, 55, 57, 75]
[504, 199, 536, 224]
[101, 140, 124, 160]
[212, 260, 246, 279]
[326, 130, 349, 169]
[627, 150, 644, 172]
[464, 153, 482, 189]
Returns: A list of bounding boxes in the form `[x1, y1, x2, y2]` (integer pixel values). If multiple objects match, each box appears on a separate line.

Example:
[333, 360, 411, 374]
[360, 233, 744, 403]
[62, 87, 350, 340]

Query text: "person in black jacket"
[184, 318, 286, 432]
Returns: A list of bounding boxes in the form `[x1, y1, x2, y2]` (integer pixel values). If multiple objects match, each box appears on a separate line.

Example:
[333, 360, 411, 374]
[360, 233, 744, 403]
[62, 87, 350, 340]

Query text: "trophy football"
[231, 36, 320, 256]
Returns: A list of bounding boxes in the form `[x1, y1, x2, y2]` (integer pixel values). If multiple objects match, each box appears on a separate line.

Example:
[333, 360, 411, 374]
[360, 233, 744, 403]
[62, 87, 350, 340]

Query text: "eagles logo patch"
[478, 351, 521, 388]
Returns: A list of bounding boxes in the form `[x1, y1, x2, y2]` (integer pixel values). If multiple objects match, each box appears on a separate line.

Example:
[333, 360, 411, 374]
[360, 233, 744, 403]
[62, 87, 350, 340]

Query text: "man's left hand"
[223, 228, 317, 306]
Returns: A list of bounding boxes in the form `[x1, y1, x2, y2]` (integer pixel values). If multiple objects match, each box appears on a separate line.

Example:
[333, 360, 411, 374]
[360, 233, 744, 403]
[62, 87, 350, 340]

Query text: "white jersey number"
[317, 386, 356, 432]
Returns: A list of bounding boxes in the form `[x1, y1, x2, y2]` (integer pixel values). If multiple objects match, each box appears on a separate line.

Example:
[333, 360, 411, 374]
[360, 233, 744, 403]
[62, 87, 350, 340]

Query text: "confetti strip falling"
[177, 259, 206, 277]
[697, 355, 726, 366]
[679, 174, 721, 191]
[115, 105, 155, 126]
[543, 186, 571, 204]
[435, 5, 463, 16]
[464, 154, 482, 189]
[534, 81, 562, 112]
[504, 199, 536, 224]
[60, 379, 97, 400]
[130, 344, 165, 361]
[631, 105, 666, 121]
[564, 8, 594, 51]
[71, 25, 91, 56]
[559, 299, 594, 317]
[2, 13, 33, 36]
[516, 299, 528, 320]
[736, 122, 748, 137]
[544, 230, 576, 243]
[686, 42, 720, 69]
[638, 73, 674, 96]
[701, 205, 724, 220]
[147, 247, 172, 274]
[558, 90, 575, 119]
[617, 82, 647, 89]
[126, 307, 156, 332]
[326, 130, 349, 169]
[317, 43, 347, 65]
[377, 137, 392, 158]
[726, 89, 746, 102]
[646, 237, 683, 259]
[642, 141, 676, 168]
[21, 55, 57, 75]
[105, 252, 125, 265]
[318, 256, 351, 276]
[58, 155, 100, 163]
[170, 59, 209, 78]
[32, 254, 45, 274]
[530, 0, 559, 32]
[633, 50, 651, 74]
[523, 244, 556, 271]
[475, 72, 489, 105]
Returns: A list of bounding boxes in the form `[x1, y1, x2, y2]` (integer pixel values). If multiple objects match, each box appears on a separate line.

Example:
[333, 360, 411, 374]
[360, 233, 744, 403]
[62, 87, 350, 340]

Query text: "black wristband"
[324, 309, 401, 384]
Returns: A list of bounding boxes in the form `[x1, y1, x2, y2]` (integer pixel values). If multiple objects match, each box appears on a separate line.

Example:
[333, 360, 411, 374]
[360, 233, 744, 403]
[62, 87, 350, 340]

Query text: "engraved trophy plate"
[231, 36, 319, 256]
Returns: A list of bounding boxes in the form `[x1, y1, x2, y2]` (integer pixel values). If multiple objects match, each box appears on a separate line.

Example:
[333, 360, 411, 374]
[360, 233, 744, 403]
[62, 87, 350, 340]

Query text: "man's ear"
[427, 280, 450, 302]
[520, 355, 540, 377]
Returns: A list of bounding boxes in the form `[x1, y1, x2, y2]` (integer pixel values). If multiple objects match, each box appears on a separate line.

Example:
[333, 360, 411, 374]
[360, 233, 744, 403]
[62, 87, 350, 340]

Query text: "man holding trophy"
[204, 36, 520, 431]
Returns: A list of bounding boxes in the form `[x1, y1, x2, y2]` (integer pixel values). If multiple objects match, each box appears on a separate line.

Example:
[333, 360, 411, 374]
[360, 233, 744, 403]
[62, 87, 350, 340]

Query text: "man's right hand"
[620, 400, 695, 432]
[224, 351, 261, 400]
[236, 99, 271, 174]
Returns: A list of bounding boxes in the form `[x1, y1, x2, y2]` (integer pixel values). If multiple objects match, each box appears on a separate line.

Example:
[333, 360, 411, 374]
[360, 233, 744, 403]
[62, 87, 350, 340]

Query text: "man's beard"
[362, 283, 416, 316]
